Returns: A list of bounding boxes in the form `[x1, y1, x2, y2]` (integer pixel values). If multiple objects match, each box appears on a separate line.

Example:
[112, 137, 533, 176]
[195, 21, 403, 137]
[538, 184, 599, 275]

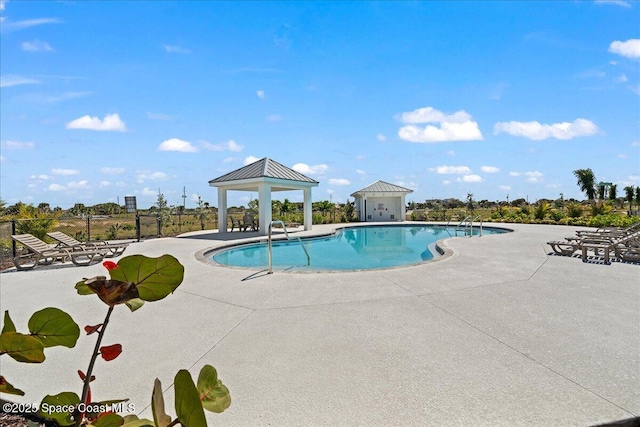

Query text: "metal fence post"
[87, 216, 91, 241]
[11, 219, 16, 257]
[157, 215, 162, 237]
[136, 214, 141, 242]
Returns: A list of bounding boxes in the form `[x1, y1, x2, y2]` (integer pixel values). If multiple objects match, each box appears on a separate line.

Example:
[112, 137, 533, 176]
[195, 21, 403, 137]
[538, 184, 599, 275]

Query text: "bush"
[588, 214, 638, 228]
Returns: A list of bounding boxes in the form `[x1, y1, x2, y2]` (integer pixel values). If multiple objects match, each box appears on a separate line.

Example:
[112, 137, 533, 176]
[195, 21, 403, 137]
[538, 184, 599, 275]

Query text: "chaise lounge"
[11, 234, 107, 270]
[47, 231, 130, 258]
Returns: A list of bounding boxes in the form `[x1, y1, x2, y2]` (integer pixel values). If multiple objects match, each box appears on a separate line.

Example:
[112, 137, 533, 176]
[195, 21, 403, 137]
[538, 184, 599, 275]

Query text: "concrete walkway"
[1, 222, 638, 426]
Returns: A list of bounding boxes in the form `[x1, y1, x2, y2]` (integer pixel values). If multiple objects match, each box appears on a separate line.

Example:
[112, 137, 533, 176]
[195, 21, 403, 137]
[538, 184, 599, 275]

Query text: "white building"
[350, 180, 413, 222]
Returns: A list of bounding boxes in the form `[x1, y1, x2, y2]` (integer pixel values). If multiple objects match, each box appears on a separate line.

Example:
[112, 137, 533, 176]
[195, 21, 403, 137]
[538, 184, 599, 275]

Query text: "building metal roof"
[209, 157, 319, 185]
[351, 180, 413, 196]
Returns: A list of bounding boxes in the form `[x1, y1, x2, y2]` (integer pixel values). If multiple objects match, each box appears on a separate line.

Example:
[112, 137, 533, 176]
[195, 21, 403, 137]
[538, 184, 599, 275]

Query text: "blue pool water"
[212, 225, 508, 271]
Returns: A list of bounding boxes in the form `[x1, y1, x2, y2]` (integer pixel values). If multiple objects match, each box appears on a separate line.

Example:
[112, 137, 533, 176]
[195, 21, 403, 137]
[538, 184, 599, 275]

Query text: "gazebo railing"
[268, 220, 310, 273]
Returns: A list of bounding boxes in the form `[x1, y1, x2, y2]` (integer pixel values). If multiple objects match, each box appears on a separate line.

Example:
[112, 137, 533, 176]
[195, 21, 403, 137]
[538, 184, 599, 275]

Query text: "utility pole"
[182, 187, 187, 208]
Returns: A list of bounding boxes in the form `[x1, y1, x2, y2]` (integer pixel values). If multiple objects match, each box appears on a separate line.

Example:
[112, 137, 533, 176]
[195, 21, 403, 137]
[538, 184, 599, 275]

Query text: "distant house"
[350, 180, 413, 222]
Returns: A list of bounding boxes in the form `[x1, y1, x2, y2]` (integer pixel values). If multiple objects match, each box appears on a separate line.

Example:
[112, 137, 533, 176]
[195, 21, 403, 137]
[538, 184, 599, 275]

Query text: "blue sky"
[1, 1, 638, 209]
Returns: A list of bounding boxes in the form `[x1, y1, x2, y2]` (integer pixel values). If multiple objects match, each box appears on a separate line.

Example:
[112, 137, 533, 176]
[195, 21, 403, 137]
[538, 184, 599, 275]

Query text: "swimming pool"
[211, 225, 509, 272]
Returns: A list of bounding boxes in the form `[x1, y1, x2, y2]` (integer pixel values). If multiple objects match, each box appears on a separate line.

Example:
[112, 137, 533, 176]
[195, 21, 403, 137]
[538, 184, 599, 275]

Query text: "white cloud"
[329, 178, 351, 186]
[267, 114, 282, 122]
[164, 45, 191, 54]
[442, 180, 451, 185]
[292, 163, 328, 175]
[0, 74, 40, 87]
[100, 167, 125, 174]
[3, 140, 35, 149]
[509, 172, 521, 177]
[631, 141, 640, 147]
[141, 187, 157, 196]
[397, 107, 483, 143]
[22, 40, 53, 52]
[356, 169, 366, 175]
[494, 118, 598, 140]
[618, 154, 628, 159]
[615, 74, 628, 83]
[524, 171, 544, 183]
[498, 185, 512, 191]
[30, 174, 51, 180]
[48, 183, 65, 192]
[2, 17, 61, 32]
[136, 171, 168, 183]
[67, 180, 89, 189]
[244, 156, 261, 165]
[116, 181, 126, 187]
[446, 150, 456, 156]
[595, 0, 631, 7]
[99, 181, 111, 188]
[202, 139, 244, 152]
[609, 39, 640, 59]
[376, 134, 387, 142]
[481, 166, 500, 173]
[51, 168, 79, 176]
[257, 90, 265, 99]
[433, 165, 472, 175]
[66, 113, 127, 132]
[158, 138, 198, 153]
[457, 174, 483, 183]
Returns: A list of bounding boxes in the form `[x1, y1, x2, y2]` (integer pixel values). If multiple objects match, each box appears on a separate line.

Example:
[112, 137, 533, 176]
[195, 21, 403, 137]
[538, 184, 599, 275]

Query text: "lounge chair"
[229, 217, 247, 232]
[243, 214, 258, 232]
[47, 231, 129, 258]
[11, 234, 107, 270]
[549, 231, 640, 264]
[574, 221, 640, 238]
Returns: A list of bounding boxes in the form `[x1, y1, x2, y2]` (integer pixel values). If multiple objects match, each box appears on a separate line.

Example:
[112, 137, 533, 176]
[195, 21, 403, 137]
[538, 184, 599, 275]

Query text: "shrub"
[566, 202, 583, 218]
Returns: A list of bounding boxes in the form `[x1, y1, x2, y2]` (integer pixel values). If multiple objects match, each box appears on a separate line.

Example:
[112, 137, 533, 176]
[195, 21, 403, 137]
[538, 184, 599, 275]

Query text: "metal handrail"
[455, 216, 471, 236]
[268, 220, 310, 274]
[473, 215, 483, 236]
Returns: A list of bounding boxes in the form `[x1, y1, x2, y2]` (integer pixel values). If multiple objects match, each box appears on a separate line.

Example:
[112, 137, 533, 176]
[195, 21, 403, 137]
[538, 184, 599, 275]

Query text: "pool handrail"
[473, 215, 483, 236]
[267, 220, 310, 273]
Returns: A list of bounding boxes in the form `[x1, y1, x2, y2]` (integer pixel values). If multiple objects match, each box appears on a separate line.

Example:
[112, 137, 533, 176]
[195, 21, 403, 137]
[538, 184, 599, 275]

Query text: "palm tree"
[573, 169, 596, 201]
[624, 186, 634, 214]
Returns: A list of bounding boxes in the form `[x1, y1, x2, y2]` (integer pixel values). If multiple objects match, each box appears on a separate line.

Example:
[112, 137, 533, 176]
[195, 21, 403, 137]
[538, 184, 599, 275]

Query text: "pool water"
[212, 225, 507, 271]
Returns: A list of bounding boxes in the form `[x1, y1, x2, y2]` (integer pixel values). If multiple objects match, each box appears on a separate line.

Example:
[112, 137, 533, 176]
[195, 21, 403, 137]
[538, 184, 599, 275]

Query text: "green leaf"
[174, 370, 206, 427]
[197, 365, 231, 414]
[28, 308, 80, 348]
[76, 279, 96, 295]
[152, 379, 172, 427]
[39, 392, 80, 427]
[110, 255, 184, 302]
[2, 311, 16, 333]
[121, 418, 154, 427]
[0, 332, 45, 363]
[88, 413, 124, 427]
[0, 375, 25, 396]
[125, 298, 145, 312]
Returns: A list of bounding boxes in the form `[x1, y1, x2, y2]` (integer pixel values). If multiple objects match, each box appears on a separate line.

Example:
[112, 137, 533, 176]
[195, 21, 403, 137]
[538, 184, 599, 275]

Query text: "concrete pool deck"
[0, 222, 638, 426]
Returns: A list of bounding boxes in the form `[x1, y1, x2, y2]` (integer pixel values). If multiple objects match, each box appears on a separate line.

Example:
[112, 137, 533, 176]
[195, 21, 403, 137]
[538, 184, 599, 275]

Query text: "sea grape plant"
[0, 254, 231, 427]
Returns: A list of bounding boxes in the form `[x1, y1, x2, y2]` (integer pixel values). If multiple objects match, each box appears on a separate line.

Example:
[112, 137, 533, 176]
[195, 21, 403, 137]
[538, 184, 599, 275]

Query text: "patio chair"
[47, 231, 130, 258]
[574, 221, 640, 238]
[11, 234, 107, 271]
[229, 217, 246, 232]
[243, 214, 257, 232]
[548, 230, 640, 263]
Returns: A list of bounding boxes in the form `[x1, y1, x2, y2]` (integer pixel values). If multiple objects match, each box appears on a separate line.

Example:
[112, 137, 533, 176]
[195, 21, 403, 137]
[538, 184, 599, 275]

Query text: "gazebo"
[209, 157, 319, 235]
[350, 180, 413, 222]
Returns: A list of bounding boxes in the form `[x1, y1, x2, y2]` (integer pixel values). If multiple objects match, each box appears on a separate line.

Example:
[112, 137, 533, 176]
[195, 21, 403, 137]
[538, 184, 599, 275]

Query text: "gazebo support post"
[258, 183, 272, 236]
[218, 188, 228, 232]
[303, 188, 312, 230]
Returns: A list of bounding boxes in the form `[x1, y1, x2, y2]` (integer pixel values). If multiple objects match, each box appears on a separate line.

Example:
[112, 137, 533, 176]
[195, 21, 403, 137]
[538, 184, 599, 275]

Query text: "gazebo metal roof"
[351, 180, 413, 196]
[209, 157, 318, 186]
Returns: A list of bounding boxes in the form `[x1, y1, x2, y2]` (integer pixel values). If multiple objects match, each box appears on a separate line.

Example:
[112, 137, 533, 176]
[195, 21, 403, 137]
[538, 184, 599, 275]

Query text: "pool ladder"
[454, 216, 483, 237]
[267, 220, 310, 274]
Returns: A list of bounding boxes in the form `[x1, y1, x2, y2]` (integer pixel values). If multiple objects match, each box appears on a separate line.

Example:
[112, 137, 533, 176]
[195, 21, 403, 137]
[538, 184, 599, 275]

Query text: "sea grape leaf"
[38, 392, 80, 427]
[197, 365, 231, 413]
[0, 375, 25, 396]
[84, 276, 140, 306]
[109, 255, 184, 302]
[152, 378, 172, 427]
[174, 370, 206, 427]
[0, 331, 45, 363]
[121, 418, 154, 427]
[125, 298, 145, 312]
[2, 311, 16, 333]
[28, 307, 80, 348]
[88, 413, 124, 427]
